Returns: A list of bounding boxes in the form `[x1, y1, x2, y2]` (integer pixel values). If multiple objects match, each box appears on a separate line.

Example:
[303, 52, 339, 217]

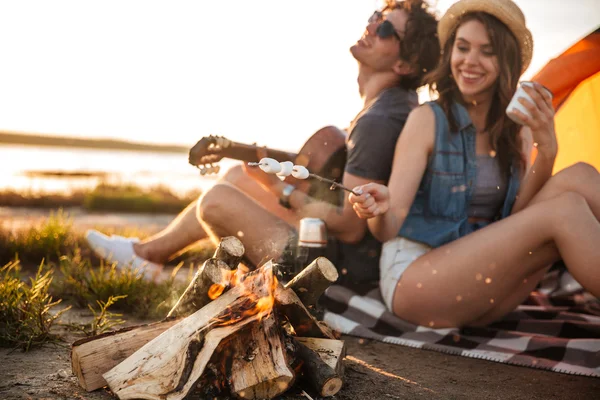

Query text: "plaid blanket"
[322, 270, 600, 378]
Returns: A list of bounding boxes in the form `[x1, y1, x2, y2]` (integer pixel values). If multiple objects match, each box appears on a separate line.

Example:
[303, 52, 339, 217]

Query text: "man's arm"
[270, 115, 400, 243]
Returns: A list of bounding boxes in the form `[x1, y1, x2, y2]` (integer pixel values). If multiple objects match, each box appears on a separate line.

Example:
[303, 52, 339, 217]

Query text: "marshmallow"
[291, 165, 310, 180]
[277, 161, 294, 177]
[258, 158, 282, 174]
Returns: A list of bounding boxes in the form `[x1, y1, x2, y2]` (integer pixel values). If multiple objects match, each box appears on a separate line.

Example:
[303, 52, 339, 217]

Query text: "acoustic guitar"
[188, 126, 348, 205]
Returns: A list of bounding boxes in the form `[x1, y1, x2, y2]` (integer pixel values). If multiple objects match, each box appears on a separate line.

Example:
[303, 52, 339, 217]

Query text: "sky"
[0, 0, 599, 153]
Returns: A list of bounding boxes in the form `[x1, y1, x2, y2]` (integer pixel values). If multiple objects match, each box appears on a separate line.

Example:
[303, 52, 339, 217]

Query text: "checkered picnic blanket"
[321, 271, 600, 378]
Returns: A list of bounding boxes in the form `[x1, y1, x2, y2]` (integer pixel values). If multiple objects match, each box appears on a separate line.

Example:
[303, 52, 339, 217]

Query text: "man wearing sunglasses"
[85, 0, 440, 287]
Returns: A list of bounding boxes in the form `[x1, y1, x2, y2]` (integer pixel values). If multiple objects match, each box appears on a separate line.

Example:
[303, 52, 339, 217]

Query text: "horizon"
[1, 0, 599, 153]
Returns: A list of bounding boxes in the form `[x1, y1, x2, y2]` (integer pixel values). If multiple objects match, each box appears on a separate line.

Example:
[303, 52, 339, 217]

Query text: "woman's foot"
[85, 230, 163, 281]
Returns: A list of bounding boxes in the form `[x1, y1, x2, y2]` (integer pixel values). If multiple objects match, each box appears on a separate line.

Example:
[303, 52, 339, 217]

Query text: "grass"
[0, 209, 82, 266]
[51, 251, 188, 320]
[0, 182, 201, 213]
[0, 209, 213, 350]
[0, 260, 70, 351]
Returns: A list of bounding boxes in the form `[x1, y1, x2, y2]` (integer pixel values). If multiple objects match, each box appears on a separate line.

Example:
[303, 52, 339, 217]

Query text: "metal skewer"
[308, 173, 359, 196]
[247, 162, 360, 196]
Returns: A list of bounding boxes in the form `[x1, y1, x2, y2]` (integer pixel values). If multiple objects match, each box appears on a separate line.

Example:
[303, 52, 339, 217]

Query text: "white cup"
[506, 81, 553, 125]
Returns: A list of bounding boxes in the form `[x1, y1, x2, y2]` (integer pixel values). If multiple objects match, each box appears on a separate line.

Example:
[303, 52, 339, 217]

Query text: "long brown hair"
[425, 12, 525, 179]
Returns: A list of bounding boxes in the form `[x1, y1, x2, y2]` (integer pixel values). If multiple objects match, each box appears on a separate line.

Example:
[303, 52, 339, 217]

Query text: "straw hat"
[438, 0, 533, 73]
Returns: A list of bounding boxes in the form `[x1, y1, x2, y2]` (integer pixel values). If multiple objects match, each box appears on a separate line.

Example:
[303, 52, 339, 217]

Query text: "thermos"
[295, 218, 328, 274]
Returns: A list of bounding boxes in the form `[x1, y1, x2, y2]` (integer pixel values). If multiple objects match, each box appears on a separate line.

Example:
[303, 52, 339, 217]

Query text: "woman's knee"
[550, 162, 599, 191]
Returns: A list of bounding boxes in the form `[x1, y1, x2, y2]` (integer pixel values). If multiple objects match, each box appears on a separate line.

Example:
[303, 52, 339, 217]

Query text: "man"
[86, 0, 440, 284]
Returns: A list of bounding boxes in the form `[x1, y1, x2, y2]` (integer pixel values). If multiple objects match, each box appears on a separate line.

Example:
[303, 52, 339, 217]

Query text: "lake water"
[0, 144, 239, 195]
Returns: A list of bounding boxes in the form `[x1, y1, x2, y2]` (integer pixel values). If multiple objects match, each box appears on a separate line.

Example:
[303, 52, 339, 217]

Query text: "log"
[285, 257, 338, 309]
[103, 263, 275, 400]
[167, 258, 231, 318]
[213, 236, 245, 270]
[296, 337, 346, 380]
[226, 314, 295, 399]
[274, 285, 335, 339]
[71, 318, 180, 392]
[293, 338, 343, 397]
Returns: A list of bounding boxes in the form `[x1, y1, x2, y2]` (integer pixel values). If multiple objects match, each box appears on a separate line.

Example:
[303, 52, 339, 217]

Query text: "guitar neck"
[222, 142, 298, 163]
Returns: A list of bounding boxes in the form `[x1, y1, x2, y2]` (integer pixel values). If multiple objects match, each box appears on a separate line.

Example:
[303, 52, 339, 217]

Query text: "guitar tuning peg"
[197, 165, 208, 176]
[213, 164, 220, 174]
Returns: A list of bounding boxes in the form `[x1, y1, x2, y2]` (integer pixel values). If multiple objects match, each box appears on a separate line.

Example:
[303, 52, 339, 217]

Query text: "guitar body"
[188, 126, 348, 205]
[286, 126, 348, 206]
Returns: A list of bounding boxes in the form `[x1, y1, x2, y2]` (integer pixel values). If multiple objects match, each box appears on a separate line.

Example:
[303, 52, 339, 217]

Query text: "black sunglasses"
[369, 11, 404, 41]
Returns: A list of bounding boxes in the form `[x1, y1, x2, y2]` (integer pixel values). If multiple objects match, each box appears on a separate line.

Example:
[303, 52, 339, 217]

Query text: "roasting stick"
[248, 158, 359, 196]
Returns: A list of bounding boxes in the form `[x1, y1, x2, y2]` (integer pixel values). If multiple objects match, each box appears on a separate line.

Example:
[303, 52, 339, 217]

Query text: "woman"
[349, 0, 600, 328]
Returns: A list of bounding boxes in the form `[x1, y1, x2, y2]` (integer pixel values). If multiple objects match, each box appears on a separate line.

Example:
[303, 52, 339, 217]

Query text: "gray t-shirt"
[333, 86, 418, 285]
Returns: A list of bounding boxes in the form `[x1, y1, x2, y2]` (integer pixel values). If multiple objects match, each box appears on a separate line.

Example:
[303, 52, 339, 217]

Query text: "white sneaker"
[85, 230, 163, 280]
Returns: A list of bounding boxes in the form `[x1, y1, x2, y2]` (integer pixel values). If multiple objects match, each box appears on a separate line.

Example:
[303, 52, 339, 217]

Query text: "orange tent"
[532, 28, 600, 173]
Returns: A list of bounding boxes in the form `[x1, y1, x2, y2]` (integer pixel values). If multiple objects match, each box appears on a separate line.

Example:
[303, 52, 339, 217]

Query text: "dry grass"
[0, 209, 213, 350]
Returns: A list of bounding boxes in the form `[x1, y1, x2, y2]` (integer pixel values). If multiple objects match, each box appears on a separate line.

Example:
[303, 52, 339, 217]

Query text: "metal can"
[295, 218, 328, 274]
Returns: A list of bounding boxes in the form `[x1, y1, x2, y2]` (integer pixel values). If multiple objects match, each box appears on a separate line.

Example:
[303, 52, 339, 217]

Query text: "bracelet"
[279, 184, 295, 209]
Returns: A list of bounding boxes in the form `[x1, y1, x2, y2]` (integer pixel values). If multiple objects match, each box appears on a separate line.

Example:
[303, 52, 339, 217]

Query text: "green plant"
[64, 295, 127, 337]
[52, 251, 187, 319]
[83, 183, 198, 214]
[0, 260, 70, 351]
[0, 209, 82, 266]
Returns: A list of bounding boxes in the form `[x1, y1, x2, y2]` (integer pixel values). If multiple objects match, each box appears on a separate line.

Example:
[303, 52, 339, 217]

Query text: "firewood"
[71, 318, 180, 392]
[226, 313, 295, 399]
[274, 285, 335, 339]
[296, 337, 346, 379]
[103, 263, 275, 400]
[285, 257, 338, 309]
[213, 235, 245, 270]
[293, 338, 343, 398]
[167, 258, 231, 318]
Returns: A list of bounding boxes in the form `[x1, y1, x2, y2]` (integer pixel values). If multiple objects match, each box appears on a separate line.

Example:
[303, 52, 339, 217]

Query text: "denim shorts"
[379, 237, 431, 311]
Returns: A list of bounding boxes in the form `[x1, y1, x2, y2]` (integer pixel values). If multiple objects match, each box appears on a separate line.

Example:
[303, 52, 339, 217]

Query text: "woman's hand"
[511, 82, 557, 157]
[348, 182, 390, 219]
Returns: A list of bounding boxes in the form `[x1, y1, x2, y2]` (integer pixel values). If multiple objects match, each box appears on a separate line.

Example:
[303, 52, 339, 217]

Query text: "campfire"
[70, 236, 345, 399]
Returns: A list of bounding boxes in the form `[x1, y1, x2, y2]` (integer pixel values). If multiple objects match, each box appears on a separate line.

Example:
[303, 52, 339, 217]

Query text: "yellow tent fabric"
[532, 28, 600, 173]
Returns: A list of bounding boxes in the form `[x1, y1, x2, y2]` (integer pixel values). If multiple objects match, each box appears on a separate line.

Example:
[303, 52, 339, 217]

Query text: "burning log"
[167, 236, 245, 319]
[285, 256, 339, 309]
[71, 318, 180, 392]
[226, 313, 295, 399]
[103, 263, 276, 400]
[167, 258, 230, 318]
[275, 285, 336, 339]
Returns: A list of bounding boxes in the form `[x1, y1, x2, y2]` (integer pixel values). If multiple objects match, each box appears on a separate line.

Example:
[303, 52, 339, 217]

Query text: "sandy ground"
[1, 207, 599, 399]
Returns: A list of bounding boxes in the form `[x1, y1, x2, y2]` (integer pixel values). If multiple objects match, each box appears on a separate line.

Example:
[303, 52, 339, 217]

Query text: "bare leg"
[197, 183, 298, 267]
[392, 192, 600, 328]
[471, 163, 600, 324]
[525, 162, 600, 217]
[135, 165, 294, 263]
[134, 201, 205, 264]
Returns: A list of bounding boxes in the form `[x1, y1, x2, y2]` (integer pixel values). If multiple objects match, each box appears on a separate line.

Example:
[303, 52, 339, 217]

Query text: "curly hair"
[424, 12, 525, 180]
[384, 0, 440, 90]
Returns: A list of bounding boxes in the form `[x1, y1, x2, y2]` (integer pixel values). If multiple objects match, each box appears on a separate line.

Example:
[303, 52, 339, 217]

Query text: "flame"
[210, 261, 279, 327]
[208, 283, 226, 300]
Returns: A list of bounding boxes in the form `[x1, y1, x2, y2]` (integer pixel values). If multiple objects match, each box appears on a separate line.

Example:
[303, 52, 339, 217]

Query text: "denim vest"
[398, 101, 521, 248]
